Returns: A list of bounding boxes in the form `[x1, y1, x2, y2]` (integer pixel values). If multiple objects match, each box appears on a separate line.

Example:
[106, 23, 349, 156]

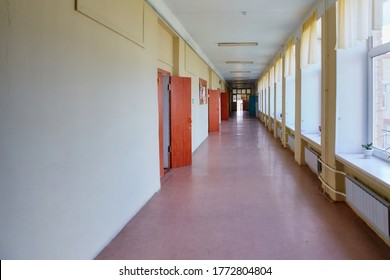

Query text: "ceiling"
[158, 0, 319, 86]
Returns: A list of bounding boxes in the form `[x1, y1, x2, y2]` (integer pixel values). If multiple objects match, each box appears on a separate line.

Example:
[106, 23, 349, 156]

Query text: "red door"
[170, 76, 192, 168]
[221, 92, 229, 121]
[208, 89, 220, 132]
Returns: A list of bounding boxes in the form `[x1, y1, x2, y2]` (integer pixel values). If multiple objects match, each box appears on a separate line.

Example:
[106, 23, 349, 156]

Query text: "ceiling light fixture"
[218, 42, 258, 47]
[234, 77, 250, 80]
[230, 71, 251, 74]
[226, 61, 254, 64]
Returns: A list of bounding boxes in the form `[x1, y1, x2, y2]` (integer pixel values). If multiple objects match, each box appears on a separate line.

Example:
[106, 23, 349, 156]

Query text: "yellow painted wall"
[158, 19, 174, 73]
[0, 0, 227, 259]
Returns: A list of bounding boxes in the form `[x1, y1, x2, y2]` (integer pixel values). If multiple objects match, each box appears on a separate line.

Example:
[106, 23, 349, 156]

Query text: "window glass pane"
[373, 0, 390, 47]
[372, 52, 390, 150]
[233, 95, 237, 102]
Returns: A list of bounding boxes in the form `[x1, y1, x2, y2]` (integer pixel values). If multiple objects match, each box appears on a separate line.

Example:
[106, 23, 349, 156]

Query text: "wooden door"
[221, 92, 229, 121]
[170, 76, 192, 168]
[208, 89, 220, 132]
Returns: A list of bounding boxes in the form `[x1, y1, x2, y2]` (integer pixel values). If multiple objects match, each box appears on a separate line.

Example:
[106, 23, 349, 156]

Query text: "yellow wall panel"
[77, 0, 144, 47]
[185, 45, 200, 76]
[158, 23, 173, 67]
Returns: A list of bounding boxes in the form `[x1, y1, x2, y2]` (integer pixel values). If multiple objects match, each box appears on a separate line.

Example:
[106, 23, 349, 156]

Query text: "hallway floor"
[96, 113, 390, 260]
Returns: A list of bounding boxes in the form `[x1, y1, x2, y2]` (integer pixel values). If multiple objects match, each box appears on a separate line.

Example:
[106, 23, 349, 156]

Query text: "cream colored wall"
[0, 0, 225, 259]
[210, 70, 223, 90]
[158, 20, 174, 73]
[0, 0, 175, 259]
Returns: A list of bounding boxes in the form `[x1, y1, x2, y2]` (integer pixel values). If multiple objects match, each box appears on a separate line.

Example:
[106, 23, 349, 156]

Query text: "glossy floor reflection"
[96, 112, 390, 260]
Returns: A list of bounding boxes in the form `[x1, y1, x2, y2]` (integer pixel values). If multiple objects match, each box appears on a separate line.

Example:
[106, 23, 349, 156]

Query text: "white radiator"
[288, 135, 295, 152]
[304, 147, 321, 175]
[277, 127, 282, 139]
[346, 177, 390, 239]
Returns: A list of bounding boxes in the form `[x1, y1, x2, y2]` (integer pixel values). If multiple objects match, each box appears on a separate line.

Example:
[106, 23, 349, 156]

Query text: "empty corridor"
[96, 113, 390, 259]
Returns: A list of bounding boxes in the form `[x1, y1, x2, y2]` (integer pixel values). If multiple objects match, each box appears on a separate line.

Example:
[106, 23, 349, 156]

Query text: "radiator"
[288, 134, 295, 152]
[277, 127, 282, 139]
[346, 177, 390, 239]
[304, 147, 321, 175]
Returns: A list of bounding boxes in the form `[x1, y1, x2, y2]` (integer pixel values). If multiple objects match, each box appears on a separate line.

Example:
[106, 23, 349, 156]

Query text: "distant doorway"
[232, 88, 252, 112]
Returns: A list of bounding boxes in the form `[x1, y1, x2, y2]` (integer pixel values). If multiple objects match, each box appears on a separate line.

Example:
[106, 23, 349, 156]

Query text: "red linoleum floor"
[96, 112, 390, 260]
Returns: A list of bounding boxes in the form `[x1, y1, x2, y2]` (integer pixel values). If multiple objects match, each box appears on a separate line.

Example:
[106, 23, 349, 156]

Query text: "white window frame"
[368, 39, 390, 161]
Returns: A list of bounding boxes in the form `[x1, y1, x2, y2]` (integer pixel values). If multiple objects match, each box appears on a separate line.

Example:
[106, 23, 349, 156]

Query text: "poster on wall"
[199, 79, 208, 105]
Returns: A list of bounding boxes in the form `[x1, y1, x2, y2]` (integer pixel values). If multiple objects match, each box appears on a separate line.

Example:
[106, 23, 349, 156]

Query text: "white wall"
[336, 44, 368, 153]
[191, 76, 209, 152]
[0, 0, 161, 259]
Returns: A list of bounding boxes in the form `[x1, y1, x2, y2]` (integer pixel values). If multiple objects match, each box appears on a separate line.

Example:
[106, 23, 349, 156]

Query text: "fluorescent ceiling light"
[234, 77, 250, 80]
[226, 61, 253, 64]
[218, 42, 258, 47]
[230, 71, 251, 74]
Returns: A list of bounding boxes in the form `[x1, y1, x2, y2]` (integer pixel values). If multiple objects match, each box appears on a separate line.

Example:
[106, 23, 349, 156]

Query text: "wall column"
[294, 39, 305, 164]
[282, 56, 288, 147]
[321, 4, 345, 201]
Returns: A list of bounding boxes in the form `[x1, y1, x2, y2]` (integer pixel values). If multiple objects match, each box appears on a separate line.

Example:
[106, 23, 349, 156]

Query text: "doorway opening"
[232, 88, 252, 113]
[158, 71, 193, 178]
[158, 70, 171, 177]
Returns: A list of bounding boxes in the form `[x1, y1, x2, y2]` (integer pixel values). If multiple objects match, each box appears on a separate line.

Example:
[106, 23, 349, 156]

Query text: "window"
[373, 0, 390, 47]
[369, 0, 390, 159]
[300, 17, 322, 144]
[371, 51, 390, 154]
[285, 41, 296, 130]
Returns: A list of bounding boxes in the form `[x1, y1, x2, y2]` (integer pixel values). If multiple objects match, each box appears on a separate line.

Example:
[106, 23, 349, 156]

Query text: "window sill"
[286, 123, 295, 131]
[302, 133, 321, 151]
[336, 153, 390, 188]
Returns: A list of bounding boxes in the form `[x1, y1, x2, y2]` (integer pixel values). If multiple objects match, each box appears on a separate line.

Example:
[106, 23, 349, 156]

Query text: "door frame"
[158, 69, 171, 178]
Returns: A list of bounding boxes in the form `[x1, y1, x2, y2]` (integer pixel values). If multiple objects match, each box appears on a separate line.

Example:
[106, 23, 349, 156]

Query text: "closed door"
[221, 92, 229, 121]
[170, 76, 192, 168]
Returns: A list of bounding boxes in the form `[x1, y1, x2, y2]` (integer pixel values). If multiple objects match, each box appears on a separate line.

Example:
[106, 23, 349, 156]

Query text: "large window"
[285, 41, 296, 130]
[301, 17, 322, 145]
[369, 0, 390, 159]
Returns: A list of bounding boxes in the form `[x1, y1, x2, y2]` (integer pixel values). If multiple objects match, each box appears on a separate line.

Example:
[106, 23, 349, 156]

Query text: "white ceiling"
[158, 0, 319, 84]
